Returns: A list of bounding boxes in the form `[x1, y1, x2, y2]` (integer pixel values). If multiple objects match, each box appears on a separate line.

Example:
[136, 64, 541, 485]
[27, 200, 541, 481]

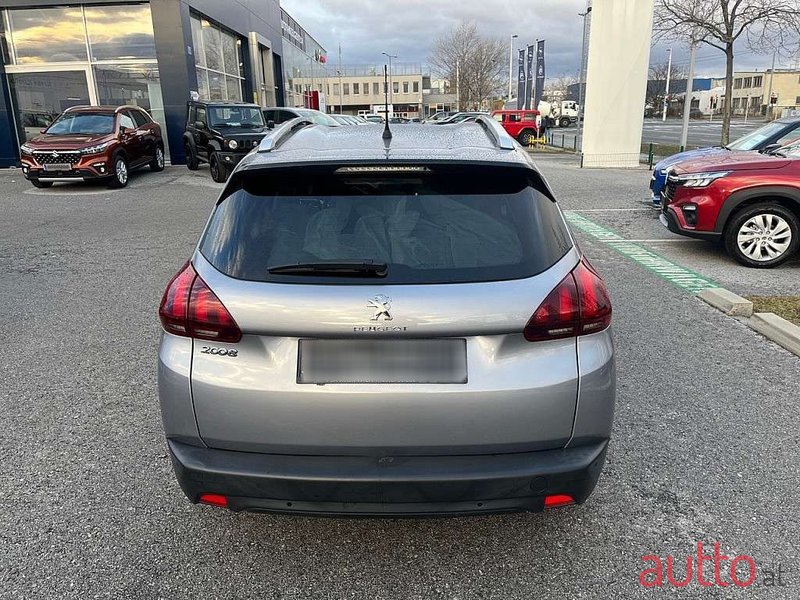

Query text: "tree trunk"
[722, 45, 734, 146]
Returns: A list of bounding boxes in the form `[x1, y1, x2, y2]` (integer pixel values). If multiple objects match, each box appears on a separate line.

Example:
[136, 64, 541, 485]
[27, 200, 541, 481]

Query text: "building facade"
[296, 64, 452, 119]
[280, 9, 329, 109]
[0, 0, 322, 168]
[728, 69, 800, 118]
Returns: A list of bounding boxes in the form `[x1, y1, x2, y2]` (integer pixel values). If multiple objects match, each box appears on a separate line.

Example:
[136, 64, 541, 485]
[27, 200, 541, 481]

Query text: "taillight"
[159, 262, 242, 343]
[524, 258, 612, 342]
[199, 493, 228, 507]
[544, 494, 575, 508]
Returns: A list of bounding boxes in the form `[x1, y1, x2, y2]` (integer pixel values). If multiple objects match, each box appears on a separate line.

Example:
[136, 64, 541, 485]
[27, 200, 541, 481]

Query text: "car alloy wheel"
[156, 147, 164, 168]
[737, 213, 792, 262]
[116, 158, 128, 184]
[725, 203, 799, 268]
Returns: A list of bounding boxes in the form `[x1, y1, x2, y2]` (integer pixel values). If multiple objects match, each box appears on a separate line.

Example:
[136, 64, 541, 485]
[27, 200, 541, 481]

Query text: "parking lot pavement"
[554, 118, 764, 152]
[2, 164, 800, 599]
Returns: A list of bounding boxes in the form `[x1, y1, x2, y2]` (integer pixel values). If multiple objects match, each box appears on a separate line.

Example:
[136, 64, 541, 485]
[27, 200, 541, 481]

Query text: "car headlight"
[676, 171, 731, 188]
[227, 139, 239, 150]
[80, 142, 111, 155]
[20, 143, 35, 154]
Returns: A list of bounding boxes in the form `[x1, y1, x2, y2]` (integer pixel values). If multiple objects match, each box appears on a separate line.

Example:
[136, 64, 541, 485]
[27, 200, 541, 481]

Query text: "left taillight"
[159, 261, 242, 343]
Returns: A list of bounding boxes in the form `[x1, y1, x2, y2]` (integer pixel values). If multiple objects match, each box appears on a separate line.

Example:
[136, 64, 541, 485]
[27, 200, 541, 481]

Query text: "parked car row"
[653, 117, 800, 268]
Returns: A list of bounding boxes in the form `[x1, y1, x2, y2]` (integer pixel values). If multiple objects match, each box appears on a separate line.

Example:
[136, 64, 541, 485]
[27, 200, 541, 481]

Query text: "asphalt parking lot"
[2, 158, 799, 598]
[555, 118, 765, 152]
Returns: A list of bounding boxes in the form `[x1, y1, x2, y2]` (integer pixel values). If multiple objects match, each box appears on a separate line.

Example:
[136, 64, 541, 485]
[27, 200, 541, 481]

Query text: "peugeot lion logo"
[367, 295, 392, 321]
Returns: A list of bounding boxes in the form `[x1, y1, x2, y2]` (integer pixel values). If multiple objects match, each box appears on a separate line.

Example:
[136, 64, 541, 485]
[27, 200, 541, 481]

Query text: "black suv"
[183, 100, 268, 182]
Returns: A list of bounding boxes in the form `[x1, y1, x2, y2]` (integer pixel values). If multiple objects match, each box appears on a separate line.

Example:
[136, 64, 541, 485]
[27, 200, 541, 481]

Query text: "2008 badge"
[200, 346, 238, 357]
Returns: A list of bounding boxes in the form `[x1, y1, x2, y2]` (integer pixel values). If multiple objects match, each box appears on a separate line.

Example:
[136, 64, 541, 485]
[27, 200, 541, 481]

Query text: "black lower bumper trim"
[168, 439, 609, 516]
[661, 207, 721, 241]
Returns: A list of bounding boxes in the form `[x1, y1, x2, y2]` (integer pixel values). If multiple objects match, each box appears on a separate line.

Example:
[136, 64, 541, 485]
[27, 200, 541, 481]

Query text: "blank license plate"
[298, 339, 467, 384]
[43, 163, 72, 171]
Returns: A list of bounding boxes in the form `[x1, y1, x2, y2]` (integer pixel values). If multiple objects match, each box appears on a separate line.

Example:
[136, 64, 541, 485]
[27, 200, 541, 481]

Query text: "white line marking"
[573, 208, 653, 212]
[610, 238, 705, 243]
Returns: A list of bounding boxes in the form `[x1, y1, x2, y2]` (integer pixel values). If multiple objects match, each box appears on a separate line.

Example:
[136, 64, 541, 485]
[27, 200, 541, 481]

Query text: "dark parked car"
[183, 100, 269, 183]
[262, 107, 340, 128]
[19, 105, 164, 189]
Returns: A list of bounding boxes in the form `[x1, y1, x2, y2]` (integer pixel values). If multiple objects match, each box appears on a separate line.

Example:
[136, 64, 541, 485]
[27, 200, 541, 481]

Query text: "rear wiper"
[268, 260, 388, 277]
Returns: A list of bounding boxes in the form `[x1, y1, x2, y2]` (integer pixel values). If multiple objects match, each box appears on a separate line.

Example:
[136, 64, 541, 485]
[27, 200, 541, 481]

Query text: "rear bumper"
[168, 439, 609, 516]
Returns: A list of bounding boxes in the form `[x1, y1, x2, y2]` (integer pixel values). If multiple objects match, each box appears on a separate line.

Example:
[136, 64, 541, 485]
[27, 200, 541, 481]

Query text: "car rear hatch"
[188, 163, 581, 456]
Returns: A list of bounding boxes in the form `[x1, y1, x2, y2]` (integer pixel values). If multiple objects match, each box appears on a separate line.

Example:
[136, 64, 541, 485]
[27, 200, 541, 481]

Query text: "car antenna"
[382, 64, 392, 140]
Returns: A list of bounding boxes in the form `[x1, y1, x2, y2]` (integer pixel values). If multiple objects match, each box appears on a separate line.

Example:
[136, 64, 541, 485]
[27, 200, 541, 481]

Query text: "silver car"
[158, 116, 615, 516]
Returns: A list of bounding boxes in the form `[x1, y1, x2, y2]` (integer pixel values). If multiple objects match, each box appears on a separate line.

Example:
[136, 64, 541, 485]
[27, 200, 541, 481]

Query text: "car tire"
[30, 180, 53, 189]
[108, 154, 129, 188]
[518, 130, 536, 146]
[209, 153, 228, 183]
[560, 117, 571, 128]
[724, 203, 799, 268]
[150, 145, 165, 172]
[185, 143, 199, 171]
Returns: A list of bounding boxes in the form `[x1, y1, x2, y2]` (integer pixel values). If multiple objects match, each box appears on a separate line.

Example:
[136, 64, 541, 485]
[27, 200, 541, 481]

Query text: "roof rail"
[258, 118, 314, 153]
[473, 114, 516, 150]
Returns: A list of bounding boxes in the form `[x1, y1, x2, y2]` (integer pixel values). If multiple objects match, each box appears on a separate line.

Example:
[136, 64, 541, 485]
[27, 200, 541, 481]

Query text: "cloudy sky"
[281, 0, 798, 81]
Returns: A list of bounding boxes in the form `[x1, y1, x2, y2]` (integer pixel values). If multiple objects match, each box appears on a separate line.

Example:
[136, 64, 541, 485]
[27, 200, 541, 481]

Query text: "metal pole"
[456, 59, 460, 110]
[577, 3, 591, 152]
[662, 48, 672, 121]
[766, 51, 776, 121]
[680, 42, 696, 149]
[508, 34, 518, 103]
[338, 43, 343, 114]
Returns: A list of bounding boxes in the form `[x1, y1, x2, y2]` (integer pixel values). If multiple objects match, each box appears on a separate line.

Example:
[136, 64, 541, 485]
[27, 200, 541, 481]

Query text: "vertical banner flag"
[525, 44, 535, 109]
[534, 40, 546, 110]
[517, 49, 526, 108]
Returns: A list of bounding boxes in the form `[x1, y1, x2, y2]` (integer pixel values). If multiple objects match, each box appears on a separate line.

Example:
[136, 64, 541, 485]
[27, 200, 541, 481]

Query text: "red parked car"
[661, 148, 800, 267]
[491, 110, 544, 146]
[19, 105, 165, 189]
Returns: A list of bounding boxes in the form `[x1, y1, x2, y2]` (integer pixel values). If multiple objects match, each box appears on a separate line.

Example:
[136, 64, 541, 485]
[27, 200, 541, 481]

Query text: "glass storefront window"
[8, 71, 91, 140]
[85, 5, 156, 62]
[7, 8, 87, 64]
[190, 13, 244, 102]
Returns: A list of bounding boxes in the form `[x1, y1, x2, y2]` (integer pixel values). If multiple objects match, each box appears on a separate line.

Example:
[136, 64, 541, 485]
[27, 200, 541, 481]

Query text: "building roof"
[239, 121, 533, 170]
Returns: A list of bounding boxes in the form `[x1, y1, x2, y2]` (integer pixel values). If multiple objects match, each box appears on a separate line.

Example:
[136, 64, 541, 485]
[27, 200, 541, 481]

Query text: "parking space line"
[571, 208, 653, 212]
[564, 211, 719, 294]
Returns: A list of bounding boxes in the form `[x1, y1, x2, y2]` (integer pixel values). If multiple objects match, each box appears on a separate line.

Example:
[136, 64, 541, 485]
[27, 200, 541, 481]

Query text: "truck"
[538, 100, 580, 128]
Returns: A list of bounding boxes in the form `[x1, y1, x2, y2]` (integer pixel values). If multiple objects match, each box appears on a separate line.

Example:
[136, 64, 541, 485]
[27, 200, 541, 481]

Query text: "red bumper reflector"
[199, 493, 228, 507]
[544, 494, 575, 508]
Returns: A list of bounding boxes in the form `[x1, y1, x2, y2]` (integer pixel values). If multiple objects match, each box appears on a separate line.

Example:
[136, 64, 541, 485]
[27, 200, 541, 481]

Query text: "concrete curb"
[698, 288, 753, 317]
[748, 313, 800, 357]
[697, 287, 800, 358]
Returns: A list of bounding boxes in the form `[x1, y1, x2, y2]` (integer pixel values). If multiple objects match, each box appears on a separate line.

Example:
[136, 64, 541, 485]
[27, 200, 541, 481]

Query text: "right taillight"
[159, 262, 242, 343]
[524, 258, 612, 342]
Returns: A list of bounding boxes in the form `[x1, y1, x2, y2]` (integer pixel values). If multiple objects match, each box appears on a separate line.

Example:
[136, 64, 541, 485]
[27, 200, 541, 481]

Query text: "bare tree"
[544, 75, 579, 101]
[646, 59, 688, 111]
[655, 0, 800, 144]
[429, 22, 505, 110]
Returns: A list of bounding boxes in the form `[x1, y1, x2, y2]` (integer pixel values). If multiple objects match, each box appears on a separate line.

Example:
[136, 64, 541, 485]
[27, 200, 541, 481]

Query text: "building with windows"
[300, 64, 425, 118]
[0, 0, 323, 167]
[728, 69, 800, 118]
[280, 9, 329, 109]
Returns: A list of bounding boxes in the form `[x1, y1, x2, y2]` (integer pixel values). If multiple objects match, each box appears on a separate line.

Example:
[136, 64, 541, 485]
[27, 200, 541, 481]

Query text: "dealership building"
[0, 0, 328, 167]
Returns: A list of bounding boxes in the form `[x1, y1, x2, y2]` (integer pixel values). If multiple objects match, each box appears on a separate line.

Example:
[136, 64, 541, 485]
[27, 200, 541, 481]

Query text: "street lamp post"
[382, 52, 398, 116]
[662, 48, 673, 122]
[508, 34, 518, 104]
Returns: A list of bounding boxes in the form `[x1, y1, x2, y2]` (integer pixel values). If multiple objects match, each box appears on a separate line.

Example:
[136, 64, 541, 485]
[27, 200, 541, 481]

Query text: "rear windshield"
[199, 165, 572, 285]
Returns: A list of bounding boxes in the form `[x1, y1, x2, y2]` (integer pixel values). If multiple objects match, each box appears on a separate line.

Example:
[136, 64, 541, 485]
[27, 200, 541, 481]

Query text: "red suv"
[491, 110, 544, 146]
[19, 105, 164, 189]
[661, 149, 800, 267]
